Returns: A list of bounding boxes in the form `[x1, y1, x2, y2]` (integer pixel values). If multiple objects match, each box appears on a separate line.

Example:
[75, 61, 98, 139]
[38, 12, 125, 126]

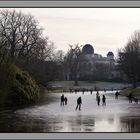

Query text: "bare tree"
[53, 50, 65, 64]
[0, 10, 50, 63]
[65, 44, 82, 86]
[118, 31, 140, 88]
[0, 10, 22, 61]
[0, 10, 59, 86]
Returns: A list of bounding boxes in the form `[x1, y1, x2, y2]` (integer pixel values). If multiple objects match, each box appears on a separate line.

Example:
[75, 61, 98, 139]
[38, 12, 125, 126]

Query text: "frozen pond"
[0, 90, 140, 132]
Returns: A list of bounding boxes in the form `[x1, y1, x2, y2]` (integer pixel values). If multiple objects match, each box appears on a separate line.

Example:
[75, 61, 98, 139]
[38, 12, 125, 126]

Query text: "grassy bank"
[48, 80, 131, 91]
[120, 87, 140, 97]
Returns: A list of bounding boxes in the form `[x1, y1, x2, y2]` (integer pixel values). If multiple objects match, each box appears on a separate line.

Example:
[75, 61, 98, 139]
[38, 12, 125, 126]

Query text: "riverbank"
[0, 86, 46, 112]
[48, 81, 131, 91]
[120, 87, 140, 97]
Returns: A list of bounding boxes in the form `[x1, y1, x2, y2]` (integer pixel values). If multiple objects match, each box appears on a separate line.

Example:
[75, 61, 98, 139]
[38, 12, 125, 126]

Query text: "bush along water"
[0, 50, 39, 107]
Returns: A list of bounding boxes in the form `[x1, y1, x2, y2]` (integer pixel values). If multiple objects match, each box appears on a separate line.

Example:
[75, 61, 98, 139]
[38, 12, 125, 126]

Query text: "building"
[65, 44, 122, 81]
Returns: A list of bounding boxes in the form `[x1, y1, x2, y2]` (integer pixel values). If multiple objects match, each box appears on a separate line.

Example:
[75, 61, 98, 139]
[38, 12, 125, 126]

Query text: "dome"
[107, 51, 114, 57]
[82, 44, 94, 55]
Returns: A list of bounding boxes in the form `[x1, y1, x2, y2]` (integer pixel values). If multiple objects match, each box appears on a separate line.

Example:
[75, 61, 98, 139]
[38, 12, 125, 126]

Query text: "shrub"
[0, 49, 39, 107]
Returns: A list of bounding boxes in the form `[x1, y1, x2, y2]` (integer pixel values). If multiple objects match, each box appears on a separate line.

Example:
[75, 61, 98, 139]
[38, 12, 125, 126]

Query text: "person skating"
[97, 95, 100, 106]
[128, 93, 133, 103]
[60, 94, 65, 106]
[75, 89, 77, 94]
[82, 88, 85, 94]
[96, 91, 99, 101]
[76, 97, 82, 110]
[102, 95, 106, 105]
[115, 91, 119, 99]
[90, 89, 93, 95]
[64, 97, 68, 105]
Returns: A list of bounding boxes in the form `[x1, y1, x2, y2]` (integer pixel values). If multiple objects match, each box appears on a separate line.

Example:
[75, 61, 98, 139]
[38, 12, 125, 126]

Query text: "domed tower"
[82, 44, 94, 55]
[107, 51, 114, 60]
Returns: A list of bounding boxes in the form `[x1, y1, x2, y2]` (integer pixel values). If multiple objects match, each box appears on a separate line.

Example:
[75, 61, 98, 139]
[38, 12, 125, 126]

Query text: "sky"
[2, 8, 140, 57]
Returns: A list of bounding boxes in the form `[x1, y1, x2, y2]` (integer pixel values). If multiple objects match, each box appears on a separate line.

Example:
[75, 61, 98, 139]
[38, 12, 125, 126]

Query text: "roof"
[107, 51, 114, 56]
[82, 44, 94, 55]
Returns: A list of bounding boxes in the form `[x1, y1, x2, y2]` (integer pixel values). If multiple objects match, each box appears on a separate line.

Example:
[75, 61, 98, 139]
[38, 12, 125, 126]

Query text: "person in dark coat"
[96, 91, 99, 101]
[64, 97, 68, 105]
[115, 91, 119, 99]
[90, 89, 93, 94]
[128, 93, 133, 103]
[60, 94, 65, 106]
[75, 89, 77, 94]
[82, 88, 85, 94]
[97, 95, 100, 106]
[102, 95, 106, 105]
[76, 97, 82, 110]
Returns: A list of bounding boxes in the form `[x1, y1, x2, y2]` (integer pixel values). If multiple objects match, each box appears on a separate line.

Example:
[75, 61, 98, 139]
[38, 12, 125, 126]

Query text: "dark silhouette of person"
[90, 89, 93, 94]
[60, 94, 65, 106]
[75, 89, 77, 94]
[115, 91, 119, 99]
[128, 93, 133, 103]
[82, 88, 85, 94]
[97, 95, 100, 106]
[64, 97, 68, 105]
[104, 88, 106, 92]
[102, 95, 106, 105]
[96, 91, 99, 101]
[76, 97, 82, 110]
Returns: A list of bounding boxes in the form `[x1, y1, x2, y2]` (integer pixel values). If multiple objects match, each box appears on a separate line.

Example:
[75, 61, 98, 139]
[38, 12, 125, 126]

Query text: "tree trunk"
[11, 45, 15, 62]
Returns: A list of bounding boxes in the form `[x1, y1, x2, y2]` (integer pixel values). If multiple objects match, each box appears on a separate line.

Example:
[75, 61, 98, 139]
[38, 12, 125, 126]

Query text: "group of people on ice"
[60, 90, 107, 111]
[60, 89, 139, 111]
[96, 91, 106, 106]
[127, 92, 139, 104]
[60, 94, 82, 110]
[115, 90, 139, 104]
[60, 94, 68, 106]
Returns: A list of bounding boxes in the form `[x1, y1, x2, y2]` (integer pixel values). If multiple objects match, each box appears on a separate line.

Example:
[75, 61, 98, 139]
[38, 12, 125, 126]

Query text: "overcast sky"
[2, 8, 140, 57]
